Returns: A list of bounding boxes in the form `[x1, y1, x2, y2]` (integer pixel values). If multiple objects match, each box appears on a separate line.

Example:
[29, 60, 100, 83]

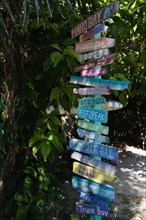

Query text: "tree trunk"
[0, 10, 16, 220]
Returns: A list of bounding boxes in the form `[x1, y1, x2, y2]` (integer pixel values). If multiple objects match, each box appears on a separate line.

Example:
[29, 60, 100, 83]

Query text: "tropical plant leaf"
[40, 141, 51, 161]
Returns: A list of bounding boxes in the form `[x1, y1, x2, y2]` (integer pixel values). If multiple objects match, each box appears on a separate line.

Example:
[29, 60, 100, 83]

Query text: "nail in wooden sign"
[75, 37, 115, 53]
[76, 202, 116, 217]
[80, 192, 109, 209]
[69, 138, 118, 161]
[77, 128, 110, 143]
[77, 120, 109, 135]
[80, 68, 107, 77]
[70, 76, 130, 91]
[78, 96, 106, 107]
[73, 162, 116, 183]
[74, 86, 111, 96]
[72, 176, 115, 202]
[78, 49, 109, 62]
[77, 107, 108, 123]
[71, 0, 119, 38]
[76, 202, 114, 217]
[102, 100, 123, 111]
[71, 152, 116, 175]
[79, 24, 108, 42]
[75, 53, 117, 72]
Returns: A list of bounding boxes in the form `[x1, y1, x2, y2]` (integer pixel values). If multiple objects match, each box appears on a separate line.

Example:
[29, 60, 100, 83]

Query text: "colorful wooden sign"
[71, 152, 116, 175]
[75, 37, 115, 53]
[77, 128, 110, 143]
[78, 49, 109, 62]
[80, 192, 109, 209]
[70, 76, 130, 90]
[73, 162, 116, 183]
[69, 138, 118, 161]
[102, 100, 123, 111]
[72, 176, 115, 202]
[77, 120, 109, 135]
[79, 24, 108, 42]
[76, 202, 116, 217]
[71, 0, 119, 38]
[77, 107, 108, 123]
[75, 53, 117, 72]
[73, 86, 111, 96]
[78, 96, 106, 107]
[80, 68, 107, 77]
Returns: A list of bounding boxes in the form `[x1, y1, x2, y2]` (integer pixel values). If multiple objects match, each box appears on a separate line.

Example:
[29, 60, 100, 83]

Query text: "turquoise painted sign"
[70, 76, 130, 90]
[78, 96, 106, 107]
[69, 138, 118, 161]
[77, 107, 108, 123]
[72, 176, 115, 202]
[77, 119, 109, 135]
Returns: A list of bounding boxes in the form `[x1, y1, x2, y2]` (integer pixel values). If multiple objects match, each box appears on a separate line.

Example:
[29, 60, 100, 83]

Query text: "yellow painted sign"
[73, 162, 116, 184]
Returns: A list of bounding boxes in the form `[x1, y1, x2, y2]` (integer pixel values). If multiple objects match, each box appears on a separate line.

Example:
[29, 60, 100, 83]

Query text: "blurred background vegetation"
[0, 0, 146, 219]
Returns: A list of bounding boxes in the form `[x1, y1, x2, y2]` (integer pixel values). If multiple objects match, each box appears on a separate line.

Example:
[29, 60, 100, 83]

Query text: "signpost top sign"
[71, 0, 119, 38]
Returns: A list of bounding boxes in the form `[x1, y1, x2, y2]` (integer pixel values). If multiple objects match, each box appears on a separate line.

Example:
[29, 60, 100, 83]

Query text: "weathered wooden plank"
[71, 0, 119, 38]
[75, 37, 115, 53]
[71, 152, 116, 175]
[77, 107, 108, 123]
[80, 68, 107, 77]
[72, 176, 115, 202]
[75, 53, 117, 72]
[73, 162, 116, 183]
[79, 24, 108, 42]
[76, 202, 116, 217]
[78, 49, 109, 62]
[77, 128, 110, 143]
[102, 100, 123, 111]
[74, 86, 111, 96]
[80, 192, 109, 209]
[70, 76, 130, 91]
[69, 138, 118, 161]
[77, 120, 109, 135]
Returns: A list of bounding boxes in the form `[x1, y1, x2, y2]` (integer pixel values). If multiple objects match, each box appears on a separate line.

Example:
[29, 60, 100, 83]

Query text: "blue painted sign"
[76, 202, 116, 217]
[102, 100, 123, 111]
[78, 50, 109, 62]
[70, 76, 130, 91]
[71, 152, 116, 175]
[72, 176, 115, 202]
[77, 107, 108, 123]
[78, 96, 106, 107]
[77, 119, 109, 135]
[77, 128, 110, 143]
[69, 138, 118, 161]
[80, 192, 109, 209]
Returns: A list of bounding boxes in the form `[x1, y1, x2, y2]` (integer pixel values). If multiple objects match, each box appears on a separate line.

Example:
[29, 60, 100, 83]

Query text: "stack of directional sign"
[69, 1, 130, 219]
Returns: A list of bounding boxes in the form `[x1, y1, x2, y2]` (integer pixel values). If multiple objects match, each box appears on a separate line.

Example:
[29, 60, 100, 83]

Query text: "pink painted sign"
[75, 37, 115, 53]
[79, 24, 108, 42]
[73, 86, 111, 96]
[71, 0, 119, 38]
[80, 68, 107, 77]
[74, 53, 117, 72]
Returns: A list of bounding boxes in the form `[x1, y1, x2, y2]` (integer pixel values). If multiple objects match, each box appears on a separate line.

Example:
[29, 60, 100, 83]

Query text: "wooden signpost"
[75, 37, 115, 53]
[73, 86, 111, 96]
[71, 0, 119, 38]
[71, 152, 116, 175]
[79, 24, 108, 42]
[78, 49, 109, 62]
[72, 176, 115, 202]
[69, 1, 130, 219]
[73, 162, 116, 183]
[70, 76, 130, 90]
